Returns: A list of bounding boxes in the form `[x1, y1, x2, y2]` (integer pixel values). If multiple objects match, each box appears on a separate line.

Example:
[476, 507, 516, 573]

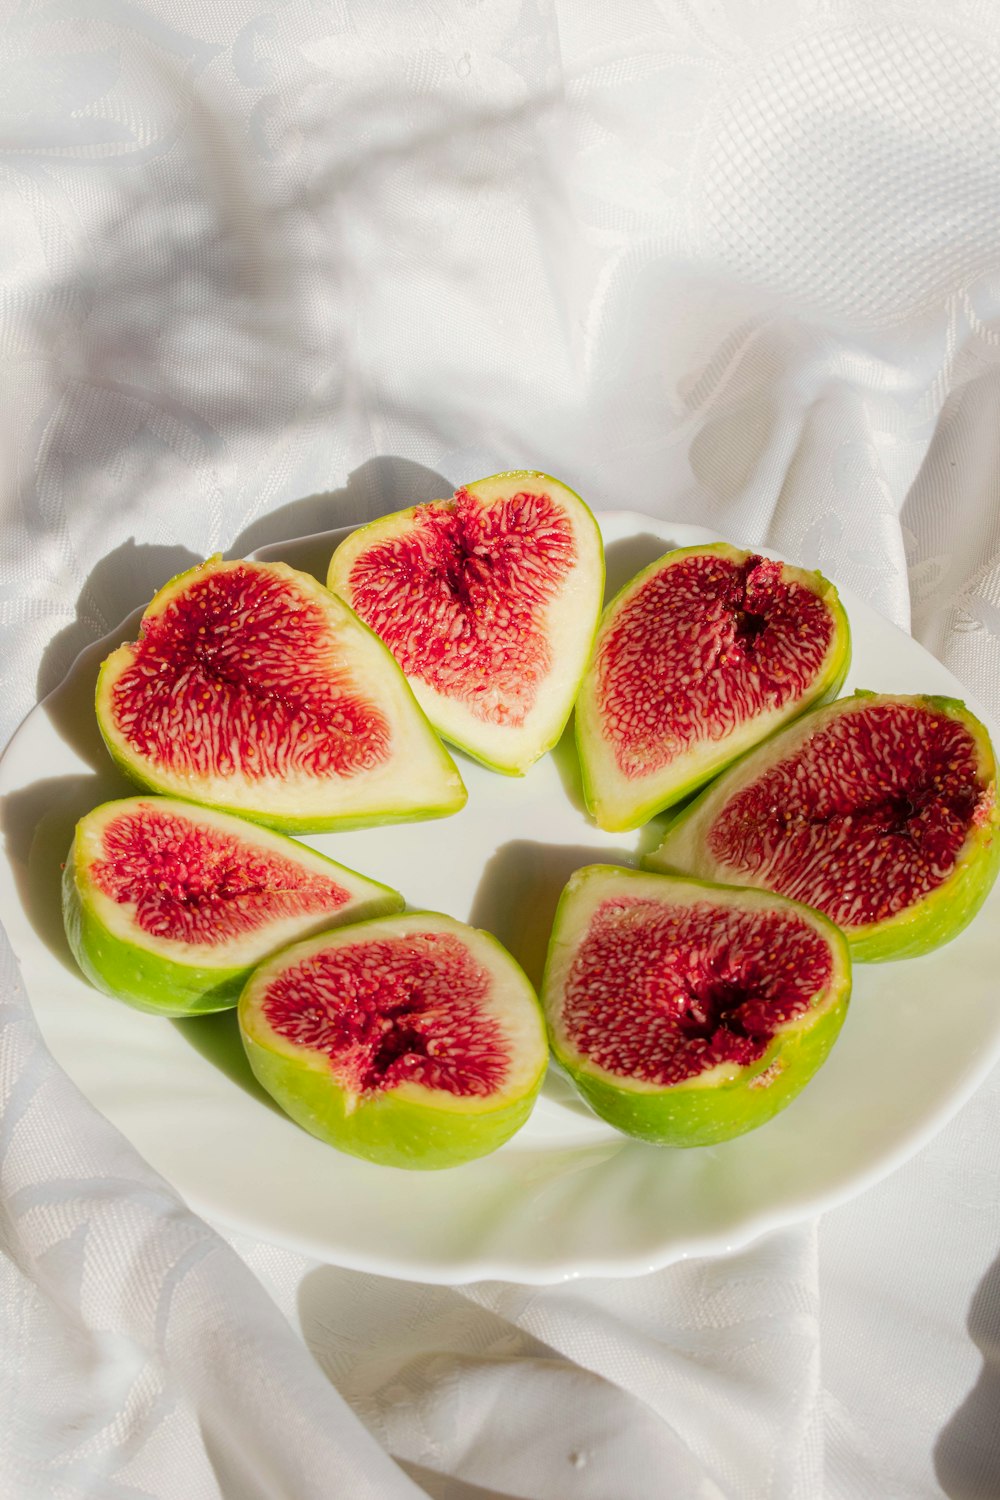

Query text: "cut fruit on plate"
[63, 797, 404, 1016]
[645, 692, 1000, 961]
[96, 556, 466, 832]
[239, 912, 549, 1169]
[575, 543, 850, 831]
[8, 509, 1000, 1281]
[542, 864, 851, 1147]
[326, 471, 605, 775]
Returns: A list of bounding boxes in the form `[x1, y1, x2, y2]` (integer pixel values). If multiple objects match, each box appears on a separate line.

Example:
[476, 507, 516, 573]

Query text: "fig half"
[542, 865, 851, 1147]
[96, 556, 466, 831]
[645, 692, 1000, 960]
[238, 912, 548, 1169]
[575, 544, 850, 830]
[63, 797, 404, 1016]
[327, 471, 605, 775]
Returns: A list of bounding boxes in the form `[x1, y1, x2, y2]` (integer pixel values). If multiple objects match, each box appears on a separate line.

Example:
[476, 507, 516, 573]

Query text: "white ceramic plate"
[2, 512, 998, 1285]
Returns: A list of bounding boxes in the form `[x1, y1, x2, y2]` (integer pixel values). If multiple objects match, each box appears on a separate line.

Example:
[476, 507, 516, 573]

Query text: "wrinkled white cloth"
[3, 2, 1000, 1496]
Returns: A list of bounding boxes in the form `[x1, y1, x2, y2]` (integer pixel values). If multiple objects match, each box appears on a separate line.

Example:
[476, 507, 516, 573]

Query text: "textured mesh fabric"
[3, 3, 1000, 1496]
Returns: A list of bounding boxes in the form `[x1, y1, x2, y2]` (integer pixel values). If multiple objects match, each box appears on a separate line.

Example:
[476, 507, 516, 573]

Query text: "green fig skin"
[645, 692, 1000, 963]
[557, 994, 847, 1148]
[238, 915, 549, 1170]
[542, 866, 852, 1148]
[575, 544, 851, 833]
[327, 472, 606, 778]
[62, 798, 405, 1018]
[63, 857, 254, 1017]
[95, 709, 467, 836]
[240, 1032, 543, 1170]
[95, 557, 467, 833]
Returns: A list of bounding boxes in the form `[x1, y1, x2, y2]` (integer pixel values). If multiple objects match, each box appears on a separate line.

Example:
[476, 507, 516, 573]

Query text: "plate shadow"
[1, 770, 133, 975]
[545, 717, 585, 814]
[172, 1008, 281, 1112]
[38, 541, 201, 706]
[468, 839, 632, 993]
[602, 532, 671, 603]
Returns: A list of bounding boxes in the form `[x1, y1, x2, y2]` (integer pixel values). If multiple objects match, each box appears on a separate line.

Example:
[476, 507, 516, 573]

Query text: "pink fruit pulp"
[706, 701, 987, 929]
[92, 805, 351, 946]
[262, 932, 511, 1097]
[111, 564, 390, 782]
[562, 897, 833, 1085]
[598, 554, 835, 779]
[344, 488, 576, 726]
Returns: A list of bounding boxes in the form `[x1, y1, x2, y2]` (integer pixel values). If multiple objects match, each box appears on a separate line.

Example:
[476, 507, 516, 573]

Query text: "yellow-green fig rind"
[645, 692, 1000, 963]
[62, 796, 406, 1017]
[541, 865, 851, 1148]
[575, 543, 851, 832]
[326, 472, 606, 777]
[95, 557, 467, 832]
[557, 1000, 848, 1148]
[238, 913, 549, 1170]
[240, 1033, 543, 1170]
[63, 857, 251, 1017]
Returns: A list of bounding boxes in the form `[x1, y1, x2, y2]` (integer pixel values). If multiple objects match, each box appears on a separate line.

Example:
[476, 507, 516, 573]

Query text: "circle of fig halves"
[70, 486, 1000, 1169]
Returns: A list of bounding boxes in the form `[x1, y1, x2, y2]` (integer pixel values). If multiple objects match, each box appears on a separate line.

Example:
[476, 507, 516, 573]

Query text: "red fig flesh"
[96, 557, 466, 831]
[63, 797, 404, 1015]
[646, 693, 1000, 960]
[576, 544, 850, 830]
[327, 472, 604, 774]
[542, 865, 850, 1146]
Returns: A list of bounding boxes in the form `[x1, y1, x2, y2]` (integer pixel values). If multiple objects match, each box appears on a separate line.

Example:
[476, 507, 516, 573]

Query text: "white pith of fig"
[326, 471, 605, 775]
[238, 912, 549, 1169]
[541, 865, 851, 1147]
[645, 692, 1000, 961]
[62, 797, 405, 1016]
[575, 543, 850, 831]
[95, 556, 466, 832]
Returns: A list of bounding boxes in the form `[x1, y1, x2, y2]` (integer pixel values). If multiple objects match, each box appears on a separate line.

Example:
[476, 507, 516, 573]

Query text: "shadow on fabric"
[935, 1251, 1000, 1499]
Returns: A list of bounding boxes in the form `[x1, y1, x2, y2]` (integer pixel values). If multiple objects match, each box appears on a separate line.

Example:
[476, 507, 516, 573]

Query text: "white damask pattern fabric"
[3, 2, 1000, 1496]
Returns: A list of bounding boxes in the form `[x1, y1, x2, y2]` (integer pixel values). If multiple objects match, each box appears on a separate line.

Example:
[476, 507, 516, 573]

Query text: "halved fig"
[542, 865, 850, 1147]
[96, 557, 466, 831]
[575, 544, 850, 830]
[62, 797, 404, 1016]
[238, 912, 548, 1169]
[326, 471, 604, 774]
[645, 693, 1000, 961]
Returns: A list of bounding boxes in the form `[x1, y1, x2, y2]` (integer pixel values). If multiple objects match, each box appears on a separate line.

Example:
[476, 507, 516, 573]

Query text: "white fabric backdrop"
[2, 1, 1000, 1495]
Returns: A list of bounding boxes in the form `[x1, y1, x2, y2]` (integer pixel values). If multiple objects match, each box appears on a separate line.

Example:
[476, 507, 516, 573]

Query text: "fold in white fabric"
[3, 2, 1000, 1496]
